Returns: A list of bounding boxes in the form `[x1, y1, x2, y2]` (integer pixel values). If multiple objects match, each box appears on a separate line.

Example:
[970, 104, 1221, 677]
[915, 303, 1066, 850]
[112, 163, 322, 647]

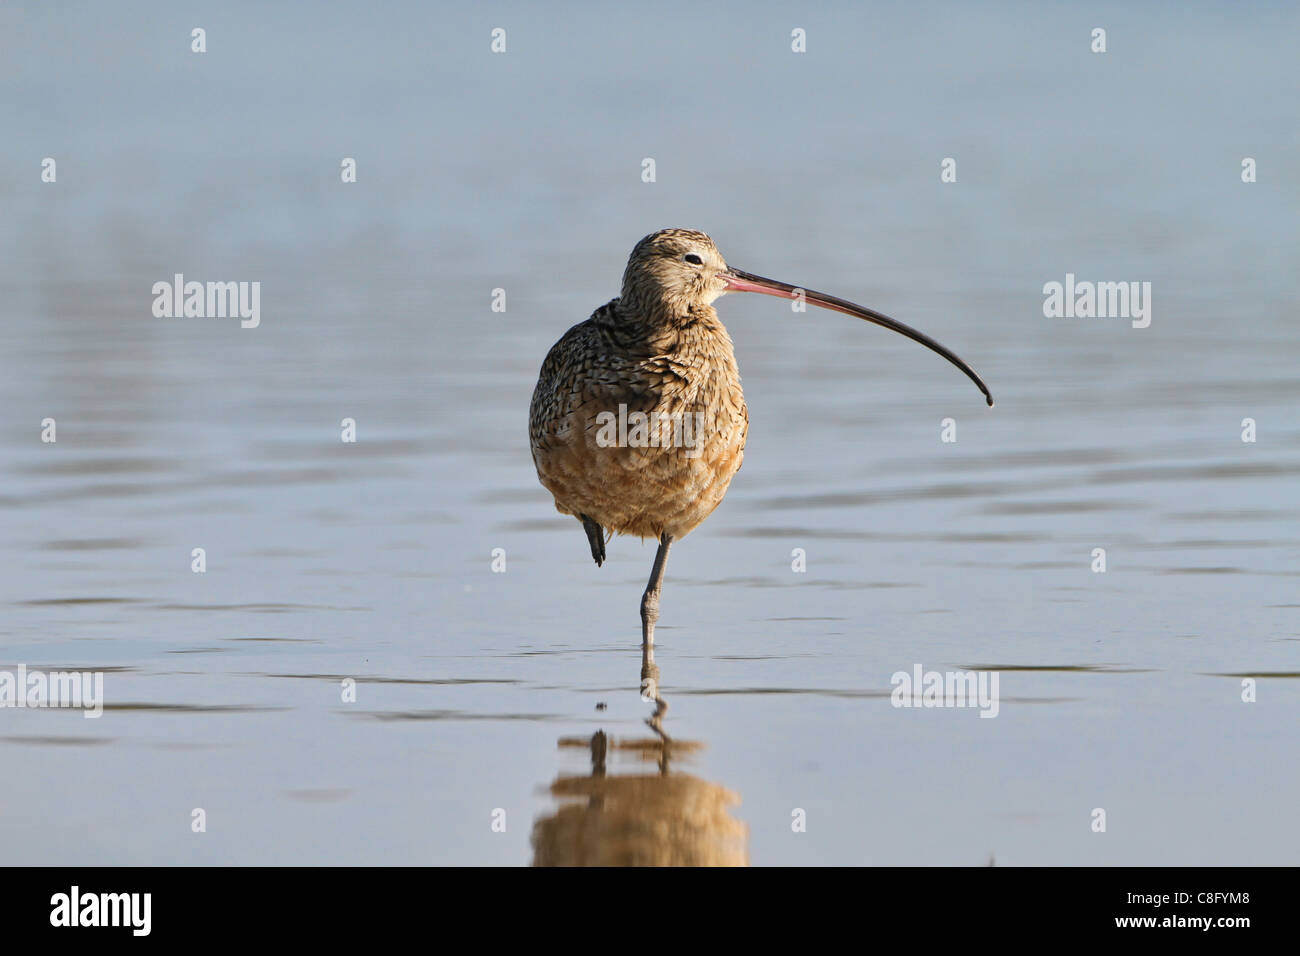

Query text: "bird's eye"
[683, 253, 704, 265]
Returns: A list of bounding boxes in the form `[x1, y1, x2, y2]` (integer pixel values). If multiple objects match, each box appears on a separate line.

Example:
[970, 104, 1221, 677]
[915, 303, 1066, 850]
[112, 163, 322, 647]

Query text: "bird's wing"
[529, 306, 661, 456]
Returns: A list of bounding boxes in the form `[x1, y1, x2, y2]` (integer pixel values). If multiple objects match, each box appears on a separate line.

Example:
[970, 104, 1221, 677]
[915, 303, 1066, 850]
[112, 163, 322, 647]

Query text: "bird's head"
[621, 228, 731, 313]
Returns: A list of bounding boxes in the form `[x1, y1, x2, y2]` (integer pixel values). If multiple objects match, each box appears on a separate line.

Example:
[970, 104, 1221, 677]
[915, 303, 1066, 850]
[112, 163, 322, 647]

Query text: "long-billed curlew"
[529, 228, 992, 648]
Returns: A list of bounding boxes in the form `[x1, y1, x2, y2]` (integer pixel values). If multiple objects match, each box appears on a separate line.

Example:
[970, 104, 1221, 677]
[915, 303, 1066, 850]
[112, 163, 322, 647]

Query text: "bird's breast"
[530, 308, 749, 539]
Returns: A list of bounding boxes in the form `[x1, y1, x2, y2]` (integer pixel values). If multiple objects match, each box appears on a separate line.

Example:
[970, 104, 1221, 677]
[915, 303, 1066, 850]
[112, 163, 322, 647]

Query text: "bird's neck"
[612, 295, 717, 338]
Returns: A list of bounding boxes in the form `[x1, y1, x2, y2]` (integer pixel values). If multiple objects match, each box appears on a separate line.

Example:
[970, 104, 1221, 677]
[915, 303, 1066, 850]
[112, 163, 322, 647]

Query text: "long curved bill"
[721, 267, 994, 407]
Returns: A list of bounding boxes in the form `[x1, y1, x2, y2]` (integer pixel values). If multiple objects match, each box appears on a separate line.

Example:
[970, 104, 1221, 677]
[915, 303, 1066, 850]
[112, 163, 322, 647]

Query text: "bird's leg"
[641, 629, 661, 706]
[640, 637, 670, 751]
[580, 514, 606, 567]
[640, 532, 673, 648]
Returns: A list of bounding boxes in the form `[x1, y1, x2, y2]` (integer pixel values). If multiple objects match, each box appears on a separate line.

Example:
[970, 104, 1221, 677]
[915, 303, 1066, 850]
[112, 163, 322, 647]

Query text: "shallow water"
[1, 1, 1297, 865]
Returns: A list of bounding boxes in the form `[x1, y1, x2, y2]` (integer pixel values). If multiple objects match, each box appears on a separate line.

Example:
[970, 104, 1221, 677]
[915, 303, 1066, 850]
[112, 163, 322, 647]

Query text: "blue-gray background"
[1, 1, 1296, 864]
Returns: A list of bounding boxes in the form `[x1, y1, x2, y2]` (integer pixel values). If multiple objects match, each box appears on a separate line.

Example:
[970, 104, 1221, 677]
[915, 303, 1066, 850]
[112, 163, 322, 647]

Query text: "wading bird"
[529, 229, 992, 648]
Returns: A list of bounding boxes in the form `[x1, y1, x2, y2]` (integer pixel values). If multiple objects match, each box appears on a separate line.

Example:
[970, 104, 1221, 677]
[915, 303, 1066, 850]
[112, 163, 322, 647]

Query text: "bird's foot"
[580, 515, 606, 566]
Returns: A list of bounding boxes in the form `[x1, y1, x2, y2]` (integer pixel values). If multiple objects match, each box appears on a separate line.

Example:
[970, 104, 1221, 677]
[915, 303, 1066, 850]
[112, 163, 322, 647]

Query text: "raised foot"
[580, 515, 606, 567]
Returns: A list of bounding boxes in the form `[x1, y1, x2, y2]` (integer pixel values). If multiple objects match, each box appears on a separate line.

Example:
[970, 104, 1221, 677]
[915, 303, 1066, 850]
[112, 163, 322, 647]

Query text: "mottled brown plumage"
[530, 229, 748, 545]
[530, 228, 993, 647]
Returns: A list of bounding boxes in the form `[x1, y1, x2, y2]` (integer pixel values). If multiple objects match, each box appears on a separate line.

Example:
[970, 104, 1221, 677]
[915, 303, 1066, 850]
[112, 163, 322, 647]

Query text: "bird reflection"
[530, 641, 749, 866]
